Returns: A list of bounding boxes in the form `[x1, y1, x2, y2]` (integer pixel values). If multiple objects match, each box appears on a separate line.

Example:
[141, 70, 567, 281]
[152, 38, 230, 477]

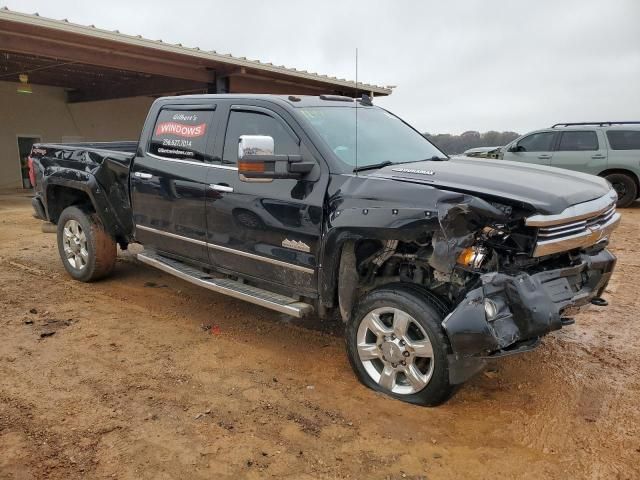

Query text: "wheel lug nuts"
[401, 361, 406, 366]
[391, 334, 396, 340]
[399, 340, 405, 346]
[391, 363, 397, 368]
[403, 351, 410, 357]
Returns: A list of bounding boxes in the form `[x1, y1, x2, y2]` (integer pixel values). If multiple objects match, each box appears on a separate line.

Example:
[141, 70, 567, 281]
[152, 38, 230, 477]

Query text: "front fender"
[318, 178, 508, 308]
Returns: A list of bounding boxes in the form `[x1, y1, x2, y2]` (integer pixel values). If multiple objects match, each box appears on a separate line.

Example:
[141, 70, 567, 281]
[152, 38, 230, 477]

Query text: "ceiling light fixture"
[17, 73, 32, 94]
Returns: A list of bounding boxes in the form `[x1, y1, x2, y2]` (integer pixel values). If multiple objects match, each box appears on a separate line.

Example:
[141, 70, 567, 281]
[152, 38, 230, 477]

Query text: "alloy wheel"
[62, 219, 88, 270]
[356, 307, 435, 395]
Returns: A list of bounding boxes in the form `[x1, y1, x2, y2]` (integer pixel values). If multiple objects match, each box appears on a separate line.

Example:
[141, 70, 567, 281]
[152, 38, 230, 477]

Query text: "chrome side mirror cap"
[237, 135, 314, 182]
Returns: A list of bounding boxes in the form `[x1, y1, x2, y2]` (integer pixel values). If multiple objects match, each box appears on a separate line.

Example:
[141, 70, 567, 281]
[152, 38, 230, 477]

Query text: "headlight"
[457, 246, 487, 268]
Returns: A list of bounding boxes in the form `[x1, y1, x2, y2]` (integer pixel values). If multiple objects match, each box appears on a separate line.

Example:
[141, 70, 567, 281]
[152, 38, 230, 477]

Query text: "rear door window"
[606, 130, 640, 150]
[149, 109, 215, 161]
[517, 132, 556, 152]
[557, 131, 599, 151]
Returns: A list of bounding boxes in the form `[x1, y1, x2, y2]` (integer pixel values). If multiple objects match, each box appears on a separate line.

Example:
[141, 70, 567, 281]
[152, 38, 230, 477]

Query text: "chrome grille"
[586, 205, 616, 228]
[537, 205, 616, 241]
[525, 191, 621, 257]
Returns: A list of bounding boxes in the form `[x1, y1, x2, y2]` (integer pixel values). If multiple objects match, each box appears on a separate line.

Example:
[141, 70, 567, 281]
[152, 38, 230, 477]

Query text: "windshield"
[299, 106, 446, 171]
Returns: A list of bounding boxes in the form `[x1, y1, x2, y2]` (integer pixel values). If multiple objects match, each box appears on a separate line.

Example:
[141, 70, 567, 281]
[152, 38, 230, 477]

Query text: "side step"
[136, 252, 313, 318]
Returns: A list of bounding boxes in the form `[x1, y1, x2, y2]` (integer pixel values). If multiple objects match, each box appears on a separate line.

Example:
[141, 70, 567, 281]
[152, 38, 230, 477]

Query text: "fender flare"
[43, 172, 131, 244]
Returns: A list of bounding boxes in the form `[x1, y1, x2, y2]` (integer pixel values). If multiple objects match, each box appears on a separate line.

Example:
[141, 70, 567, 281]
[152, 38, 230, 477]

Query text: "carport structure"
[0, 7, 391, 188]
[0, 7, 391, 101]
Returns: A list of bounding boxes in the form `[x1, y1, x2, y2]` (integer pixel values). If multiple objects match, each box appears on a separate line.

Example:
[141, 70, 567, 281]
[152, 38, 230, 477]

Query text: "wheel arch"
[44, 174, 130, 247]
[319, 229, 392, 311]
[45, 182, 96, 224]
[598, 168, 640, 198]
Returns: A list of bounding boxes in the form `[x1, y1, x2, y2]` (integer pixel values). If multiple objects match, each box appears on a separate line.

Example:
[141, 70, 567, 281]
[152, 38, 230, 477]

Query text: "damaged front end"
[329, 179, 620, 385]
[326, 173, 620, 385]
[443, 248, 616, 383]
[439, 192, 620, 384]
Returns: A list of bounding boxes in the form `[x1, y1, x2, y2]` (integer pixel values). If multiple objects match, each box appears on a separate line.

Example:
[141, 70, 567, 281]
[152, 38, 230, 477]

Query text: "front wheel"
[345, 284, 455, 406]
[56, 206, 116, 282]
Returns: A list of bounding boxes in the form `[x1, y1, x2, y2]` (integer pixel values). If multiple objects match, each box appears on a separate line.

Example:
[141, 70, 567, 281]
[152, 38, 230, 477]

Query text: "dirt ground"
[0, 193, 638, 480]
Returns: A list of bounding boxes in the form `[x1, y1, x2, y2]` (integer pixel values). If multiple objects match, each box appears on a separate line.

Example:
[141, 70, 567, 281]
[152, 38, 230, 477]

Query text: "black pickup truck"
[29, 94, 620, 405]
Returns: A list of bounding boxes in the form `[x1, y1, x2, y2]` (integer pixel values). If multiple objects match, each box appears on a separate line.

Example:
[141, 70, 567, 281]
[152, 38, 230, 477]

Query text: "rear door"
[204, 102, 325, 294]
[131, 104, 218, 264]
[503, 131, 557, 165]
[551, 130, 604, 174]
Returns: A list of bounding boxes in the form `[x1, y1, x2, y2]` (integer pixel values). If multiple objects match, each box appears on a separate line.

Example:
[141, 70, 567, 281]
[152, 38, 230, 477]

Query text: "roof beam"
[67, 77, 208, 103]
[0, 29, 215, 83]
[228, 74, 333, 95]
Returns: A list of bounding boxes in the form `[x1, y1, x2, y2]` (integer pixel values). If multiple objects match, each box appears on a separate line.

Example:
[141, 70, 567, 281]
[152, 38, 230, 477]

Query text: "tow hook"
[591, 297, 608, 306]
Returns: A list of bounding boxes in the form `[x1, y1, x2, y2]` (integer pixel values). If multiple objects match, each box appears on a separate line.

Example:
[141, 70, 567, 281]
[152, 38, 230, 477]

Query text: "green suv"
[500, 122, 640, 207]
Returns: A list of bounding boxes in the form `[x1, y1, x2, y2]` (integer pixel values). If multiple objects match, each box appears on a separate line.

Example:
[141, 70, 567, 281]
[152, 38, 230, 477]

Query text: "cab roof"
[155, 93, 374, 108]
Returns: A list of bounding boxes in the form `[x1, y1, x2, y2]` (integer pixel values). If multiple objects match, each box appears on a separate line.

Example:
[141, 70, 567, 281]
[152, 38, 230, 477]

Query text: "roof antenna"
[355, 47, 358, 174]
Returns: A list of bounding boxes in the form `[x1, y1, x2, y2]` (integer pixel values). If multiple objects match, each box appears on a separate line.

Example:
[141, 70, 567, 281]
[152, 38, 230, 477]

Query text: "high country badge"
[282, 239, 311, 253]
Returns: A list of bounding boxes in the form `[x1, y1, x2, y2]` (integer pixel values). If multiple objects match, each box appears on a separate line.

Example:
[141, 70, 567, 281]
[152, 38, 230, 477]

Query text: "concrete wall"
[0, 80, 153, 189]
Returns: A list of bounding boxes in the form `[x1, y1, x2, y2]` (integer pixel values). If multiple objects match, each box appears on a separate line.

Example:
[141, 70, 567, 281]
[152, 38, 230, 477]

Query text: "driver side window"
[222, 110, 299, 164]
[517, 132, 556, 152]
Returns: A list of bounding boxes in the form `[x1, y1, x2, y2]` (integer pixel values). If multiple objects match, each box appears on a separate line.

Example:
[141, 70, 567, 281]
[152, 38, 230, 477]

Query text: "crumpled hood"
[370, 156, 612, 215]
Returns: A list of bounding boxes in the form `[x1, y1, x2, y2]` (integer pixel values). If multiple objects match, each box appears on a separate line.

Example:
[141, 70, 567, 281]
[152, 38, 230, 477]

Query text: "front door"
[551, 130, 605, 175]
[503, 131, 557, 166]
[205, 103, 325, 294]
[131, 105, 218, 265]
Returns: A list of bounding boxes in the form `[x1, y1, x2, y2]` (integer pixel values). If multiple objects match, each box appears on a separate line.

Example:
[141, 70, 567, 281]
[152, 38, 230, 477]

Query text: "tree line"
[424, 131, 520, 155]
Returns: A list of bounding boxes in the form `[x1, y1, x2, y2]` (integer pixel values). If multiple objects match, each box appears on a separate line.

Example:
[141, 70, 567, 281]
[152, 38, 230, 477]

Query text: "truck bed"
[35, 141, 138, 154]
[30, 141, 137, 244]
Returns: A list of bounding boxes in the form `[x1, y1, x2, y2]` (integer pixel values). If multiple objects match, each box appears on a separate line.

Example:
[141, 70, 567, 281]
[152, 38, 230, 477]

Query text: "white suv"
[501, 122, 640, 207]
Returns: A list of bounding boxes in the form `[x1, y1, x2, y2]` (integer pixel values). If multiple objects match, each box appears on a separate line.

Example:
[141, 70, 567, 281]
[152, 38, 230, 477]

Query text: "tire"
[345, 283, 455, 406]
[605, 173, 637, 208]
[56, 206, 116, 282]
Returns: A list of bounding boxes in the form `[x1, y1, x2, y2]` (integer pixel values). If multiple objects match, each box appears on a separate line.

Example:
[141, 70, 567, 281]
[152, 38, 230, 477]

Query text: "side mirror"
[508, 144, 523, 153]
[237, 135, 314, 182]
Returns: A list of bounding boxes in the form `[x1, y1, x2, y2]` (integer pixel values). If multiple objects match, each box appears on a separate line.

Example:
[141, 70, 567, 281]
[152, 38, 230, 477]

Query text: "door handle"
[592, 154, 606, 159]
[209, 184, 234, 193]
[537, 154, 552, 159]
[134, 171, 153, 179]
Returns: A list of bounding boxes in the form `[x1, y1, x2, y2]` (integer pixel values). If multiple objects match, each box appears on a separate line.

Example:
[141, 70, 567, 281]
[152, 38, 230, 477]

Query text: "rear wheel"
[605, 173, 637, 208]
[56, 206, 116, 282]
[345, 284, 454, 406]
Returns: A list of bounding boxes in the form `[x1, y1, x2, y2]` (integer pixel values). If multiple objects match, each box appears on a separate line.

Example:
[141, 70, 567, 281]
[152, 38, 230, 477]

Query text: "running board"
[136, 252, 313, 318]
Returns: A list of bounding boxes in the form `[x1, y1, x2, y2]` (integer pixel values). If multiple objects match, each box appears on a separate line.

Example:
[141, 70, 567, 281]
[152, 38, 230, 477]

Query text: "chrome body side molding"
[135, 224, 314, 274]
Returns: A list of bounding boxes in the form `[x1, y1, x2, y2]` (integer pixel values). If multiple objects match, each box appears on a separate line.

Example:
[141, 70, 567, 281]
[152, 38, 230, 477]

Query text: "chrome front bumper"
[526, 190, 621, 257]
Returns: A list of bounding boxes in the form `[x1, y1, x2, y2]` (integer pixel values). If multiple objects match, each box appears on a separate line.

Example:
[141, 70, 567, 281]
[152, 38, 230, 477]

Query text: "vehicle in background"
[28, 95, 620, 406]
[462, 146, 502, 159]
[500, 122, 640, 207]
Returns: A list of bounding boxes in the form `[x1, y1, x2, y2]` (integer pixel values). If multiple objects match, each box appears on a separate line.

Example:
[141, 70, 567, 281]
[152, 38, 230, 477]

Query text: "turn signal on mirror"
[238, 161, 266, 173]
